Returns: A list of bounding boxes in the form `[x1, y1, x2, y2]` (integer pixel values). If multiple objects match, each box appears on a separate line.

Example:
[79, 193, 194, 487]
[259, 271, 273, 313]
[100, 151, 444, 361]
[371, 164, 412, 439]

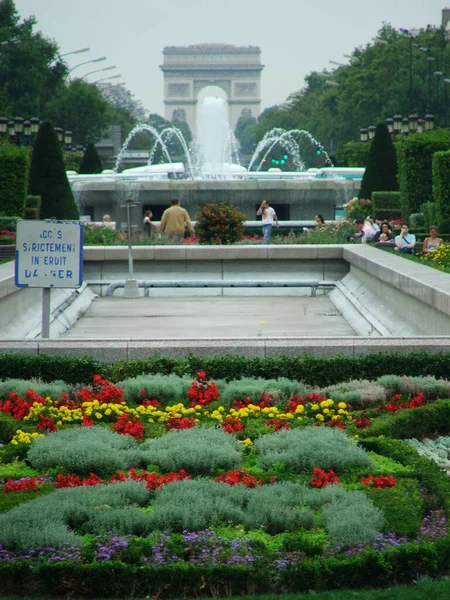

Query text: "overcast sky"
[12, 0, 447, 117]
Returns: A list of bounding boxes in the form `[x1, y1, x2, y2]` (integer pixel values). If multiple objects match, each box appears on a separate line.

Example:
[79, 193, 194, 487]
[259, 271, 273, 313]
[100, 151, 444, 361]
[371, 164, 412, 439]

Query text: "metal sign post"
[15, 219, 84, 338]
[120, 199, 139, 299]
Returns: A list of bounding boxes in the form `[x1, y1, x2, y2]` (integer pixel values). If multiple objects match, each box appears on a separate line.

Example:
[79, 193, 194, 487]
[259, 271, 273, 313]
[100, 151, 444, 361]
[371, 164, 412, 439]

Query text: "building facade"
[160, 43, 264, 134]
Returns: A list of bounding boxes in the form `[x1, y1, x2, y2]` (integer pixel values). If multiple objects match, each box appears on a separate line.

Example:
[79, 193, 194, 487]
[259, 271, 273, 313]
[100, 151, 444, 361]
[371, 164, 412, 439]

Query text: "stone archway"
[160, 43, 264, 135]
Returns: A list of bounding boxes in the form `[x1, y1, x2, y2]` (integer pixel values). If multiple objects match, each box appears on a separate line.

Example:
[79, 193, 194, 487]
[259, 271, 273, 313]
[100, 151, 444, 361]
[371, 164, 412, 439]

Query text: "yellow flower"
[338, 402, 347, 409]
[315, 414, 325, 421]
[311, 404, 319, 411]
[95, 412, 103, 419]
[243, 438, 253, 446]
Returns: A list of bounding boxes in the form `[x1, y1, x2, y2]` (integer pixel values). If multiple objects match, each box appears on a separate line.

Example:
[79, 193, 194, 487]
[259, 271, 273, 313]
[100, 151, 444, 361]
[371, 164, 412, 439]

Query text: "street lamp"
[59, 47, 90, 58]
[385, 117, 394, 133]
[393, 114, 403, 133]
[93, 74, 121, 84]
[0, 117, 7, 134]
[368, 125, 376, 140]
[67, 56, 106, 76]
[80, 65, 116, 80]
[360, 128, 368, 142]
[425, 114, 435, 131]
[408, 114, 418, 132]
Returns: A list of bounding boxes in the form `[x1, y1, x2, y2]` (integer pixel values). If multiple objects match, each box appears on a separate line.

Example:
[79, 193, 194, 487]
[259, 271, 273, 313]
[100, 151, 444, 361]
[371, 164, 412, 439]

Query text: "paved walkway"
[61, 296, 356, 339]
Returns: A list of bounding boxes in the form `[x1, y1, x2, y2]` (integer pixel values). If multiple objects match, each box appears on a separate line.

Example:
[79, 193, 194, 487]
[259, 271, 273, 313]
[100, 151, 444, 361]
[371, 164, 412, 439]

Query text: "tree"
[234, 114, 257, 158]
[28, 121, 79, 219]
[44, 79, 110, 145]
[358, 123, 398, 200]
[79, 143, 103, 174]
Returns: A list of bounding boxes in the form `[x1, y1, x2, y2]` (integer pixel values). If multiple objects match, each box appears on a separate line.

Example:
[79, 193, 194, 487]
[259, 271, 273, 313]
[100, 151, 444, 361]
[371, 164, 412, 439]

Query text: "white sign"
[15, 220, 83, 289]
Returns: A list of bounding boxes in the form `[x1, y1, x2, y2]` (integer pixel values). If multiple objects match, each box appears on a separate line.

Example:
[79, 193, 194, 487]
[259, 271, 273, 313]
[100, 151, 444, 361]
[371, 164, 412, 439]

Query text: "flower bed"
[0, 370, 450, 597]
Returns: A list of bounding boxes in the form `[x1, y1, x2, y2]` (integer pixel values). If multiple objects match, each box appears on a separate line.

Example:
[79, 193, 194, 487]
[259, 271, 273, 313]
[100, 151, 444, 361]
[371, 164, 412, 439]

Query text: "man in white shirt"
[257, 199, 279, 244]
[351, 218, 376, 243]
[394, 223, 416, 254]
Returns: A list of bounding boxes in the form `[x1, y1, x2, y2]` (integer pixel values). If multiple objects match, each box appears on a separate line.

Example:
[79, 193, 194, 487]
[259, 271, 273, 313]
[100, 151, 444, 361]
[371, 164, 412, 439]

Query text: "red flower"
[166, 416, 196, 431]
[36, 414, 57, 432]
[187, 372, 219, 407]
[310, 468, 340, 488]
[384, 392, 425, 413]
[114, 413, 144, 440]
[3, 476, 43, 494]
[264, 418, 290, 431]
[216, 468, 262, 488]
[82, 414, 94, 427]
[222, 416, 245, 434]
[360, 474, 396, 488]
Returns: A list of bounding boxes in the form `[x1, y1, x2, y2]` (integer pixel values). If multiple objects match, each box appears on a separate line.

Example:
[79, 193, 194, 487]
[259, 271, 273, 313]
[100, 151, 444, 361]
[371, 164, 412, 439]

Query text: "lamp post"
[93, 74, 121, 85]
[66, 56, 106, 78]
[80, 65, 116, 80]
[0, 117, 73, 147]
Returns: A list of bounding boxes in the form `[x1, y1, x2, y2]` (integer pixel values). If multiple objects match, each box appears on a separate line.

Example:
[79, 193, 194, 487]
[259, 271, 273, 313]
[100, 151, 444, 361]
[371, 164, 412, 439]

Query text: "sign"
[15, 220, 83, 289]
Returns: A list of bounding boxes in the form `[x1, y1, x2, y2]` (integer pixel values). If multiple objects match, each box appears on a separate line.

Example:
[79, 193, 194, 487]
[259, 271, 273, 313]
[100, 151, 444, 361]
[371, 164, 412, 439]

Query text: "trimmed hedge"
[24, 195, 40, 220]
[432, 149, 450, 226]
[2, 352, 450, 386]
[371, 191, 402, 221]
[0, 144, 30, 217]
[396, 130, 450, 219]
[421, 201, 437, 230]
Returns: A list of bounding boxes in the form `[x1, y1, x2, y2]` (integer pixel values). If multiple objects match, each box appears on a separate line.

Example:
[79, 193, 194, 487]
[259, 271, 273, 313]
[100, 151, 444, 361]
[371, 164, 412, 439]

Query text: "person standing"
[143, 210, 158, 236]
[159, 198, 194, 242]
[257, 199, 279, 244]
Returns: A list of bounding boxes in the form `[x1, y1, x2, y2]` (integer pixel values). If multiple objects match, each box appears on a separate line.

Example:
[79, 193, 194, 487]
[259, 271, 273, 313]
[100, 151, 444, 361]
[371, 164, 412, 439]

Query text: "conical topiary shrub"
[79, 142, 103, 174]
[358, 123, 398, 201]
[28, 121, 79, 220]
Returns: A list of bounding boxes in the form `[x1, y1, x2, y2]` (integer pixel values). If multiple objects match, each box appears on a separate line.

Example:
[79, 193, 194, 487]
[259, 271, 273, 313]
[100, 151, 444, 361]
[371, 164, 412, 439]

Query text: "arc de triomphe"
[160, 44, 264, 135]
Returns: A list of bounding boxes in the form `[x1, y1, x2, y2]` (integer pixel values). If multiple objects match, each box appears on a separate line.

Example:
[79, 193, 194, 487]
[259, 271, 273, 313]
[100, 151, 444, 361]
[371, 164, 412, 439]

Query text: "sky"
[12, 0, 448, 118]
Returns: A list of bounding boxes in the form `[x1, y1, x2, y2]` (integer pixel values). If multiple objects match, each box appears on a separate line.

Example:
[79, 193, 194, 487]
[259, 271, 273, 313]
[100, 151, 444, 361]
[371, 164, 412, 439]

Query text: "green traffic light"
[283, 154, 289, 160]
[316, 149, 322, 155]
[280, 160, 285, 164]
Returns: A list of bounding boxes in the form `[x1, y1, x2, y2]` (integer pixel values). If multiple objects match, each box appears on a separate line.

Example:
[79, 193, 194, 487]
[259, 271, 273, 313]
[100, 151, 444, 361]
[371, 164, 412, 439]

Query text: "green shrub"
[221, 377, 309, 406]
[422, 201, 437, 230]
[363, 478, 422, 538]
[140, 428, 241, 474]
[335, 140, 370, 167]
[318, 379, 386, 409]
[358, 124, 398, 201]
[254, 427, 374, 473]
[195, 202, 246, 245]
[118, 373, 193, 405]
[371, 191, 402, 221]
[82, 506, 152, 536]
[409, 213, 425, 229]
[406, 436, 450, 471]
[24, 194, 40, 220]
[320, 485, 385, 546]
[79, 143, 103, 174]
[0, 480, 149, 550]
[0, 413, 19, 443]
[433, 149, 450, 226]
[0, 378, 68, 400]
[28, 121, 79, 220]
[27, 426, 141, 476]
[397, 130, 450, 219]
[0, 355, 101, 384]
[0, 143, 29, 217]
[0, 216, 19, 232]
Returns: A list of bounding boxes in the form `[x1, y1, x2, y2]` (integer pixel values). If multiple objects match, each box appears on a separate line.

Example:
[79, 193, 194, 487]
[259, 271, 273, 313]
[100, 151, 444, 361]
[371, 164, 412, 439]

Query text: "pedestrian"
[159, 198, 194, 242]
[143, 210, 158, 236]
[102, 214, 115, 230]
[257, 199, 279, 244]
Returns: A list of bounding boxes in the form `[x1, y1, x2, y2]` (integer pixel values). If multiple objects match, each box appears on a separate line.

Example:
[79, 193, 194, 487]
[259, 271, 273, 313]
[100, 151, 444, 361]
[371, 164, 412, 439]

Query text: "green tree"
[79, 143, 103, 174]
[358, 123, 398, 200]
[44, 79, 110, 145]
[28, 121, 79, 220]
[235, 113, 257, 158]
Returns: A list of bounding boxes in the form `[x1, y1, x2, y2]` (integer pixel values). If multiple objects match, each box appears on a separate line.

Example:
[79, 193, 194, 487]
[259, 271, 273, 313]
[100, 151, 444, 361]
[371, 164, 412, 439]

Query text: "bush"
[24, 194, 40, 220]
[221, 377, 309, 406]
[0, 216, 19, 232]
[0, 480, 149, 550]
[27, 426, 141, 476]
[409, 213, 425, 229]
[118, 373, 192, 405]
[358, 124, 398, 201]
[28, 121, 79, 220]
[0, 378, 68, 400]
[371, 191, 402, 221]
[254, 427, 374, 473]
[422, 201, 437, 230]
[397, 129, 450, 219]
[195, 202, 246, 245]
[335, 140, 370, 167]
[433, 149, 450, 226]
[79, 143, 103, 174]
[140, 428, 241, 474]
[0, 143, 29, 217]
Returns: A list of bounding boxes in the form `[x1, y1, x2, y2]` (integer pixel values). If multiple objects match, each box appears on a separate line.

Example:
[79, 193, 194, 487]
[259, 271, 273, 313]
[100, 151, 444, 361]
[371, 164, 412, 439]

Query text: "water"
[247, 128, 334, 173]
[114, 125, 174, 173]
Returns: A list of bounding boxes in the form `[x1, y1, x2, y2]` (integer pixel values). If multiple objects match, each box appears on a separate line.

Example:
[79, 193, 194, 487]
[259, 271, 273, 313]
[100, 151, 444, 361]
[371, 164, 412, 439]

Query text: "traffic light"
[271, 154, 289, 165]
[316, 148, 322, 156]
[283, 154, 289, 160]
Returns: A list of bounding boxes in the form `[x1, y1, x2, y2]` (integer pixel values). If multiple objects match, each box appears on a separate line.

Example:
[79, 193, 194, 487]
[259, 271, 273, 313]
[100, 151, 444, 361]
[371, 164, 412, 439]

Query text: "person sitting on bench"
[394, 223, 416, 254]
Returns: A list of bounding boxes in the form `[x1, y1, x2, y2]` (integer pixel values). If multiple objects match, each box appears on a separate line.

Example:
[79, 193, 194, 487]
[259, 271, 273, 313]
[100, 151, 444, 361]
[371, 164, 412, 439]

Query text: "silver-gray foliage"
[254, 427, 374, 473]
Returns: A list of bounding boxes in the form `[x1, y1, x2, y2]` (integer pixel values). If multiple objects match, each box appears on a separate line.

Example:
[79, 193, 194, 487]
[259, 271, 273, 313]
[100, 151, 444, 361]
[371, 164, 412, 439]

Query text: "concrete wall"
[70, 179, 360, 225]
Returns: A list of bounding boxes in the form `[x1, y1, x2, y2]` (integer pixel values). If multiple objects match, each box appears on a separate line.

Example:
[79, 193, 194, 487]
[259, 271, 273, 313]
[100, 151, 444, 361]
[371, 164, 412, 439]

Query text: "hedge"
[1, 540, 450, 597]
[371, 191, 402, 221]
[421, 201, 437, 230]
[2, 352, 450, 386]
[396, 130, 450, 220]
[432, 149, 450, 226]
[0, 143, 30, 218]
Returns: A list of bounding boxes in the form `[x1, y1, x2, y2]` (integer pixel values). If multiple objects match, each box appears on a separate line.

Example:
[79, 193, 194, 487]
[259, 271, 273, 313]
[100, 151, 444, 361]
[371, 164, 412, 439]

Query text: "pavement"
[61, 295, 356, 339]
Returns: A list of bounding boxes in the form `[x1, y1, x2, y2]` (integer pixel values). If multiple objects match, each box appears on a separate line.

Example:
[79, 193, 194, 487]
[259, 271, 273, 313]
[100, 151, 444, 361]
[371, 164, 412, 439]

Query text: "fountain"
[67, 96, 363, 226]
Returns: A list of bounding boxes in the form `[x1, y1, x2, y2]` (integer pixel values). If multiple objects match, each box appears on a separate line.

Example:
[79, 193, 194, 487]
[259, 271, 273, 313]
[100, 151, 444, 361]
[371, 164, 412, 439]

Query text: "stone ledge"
[343, 245, 450, 318]
[1, 337, 450, 361]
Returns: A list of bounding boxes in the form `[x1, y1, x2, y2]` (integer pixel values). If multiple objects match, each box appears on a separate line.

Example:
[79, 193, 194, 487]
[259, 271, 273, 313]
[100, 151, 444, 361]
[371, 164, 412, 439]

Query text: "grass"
[1, 577, 450, 599]
[377, 247, 450, 275]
